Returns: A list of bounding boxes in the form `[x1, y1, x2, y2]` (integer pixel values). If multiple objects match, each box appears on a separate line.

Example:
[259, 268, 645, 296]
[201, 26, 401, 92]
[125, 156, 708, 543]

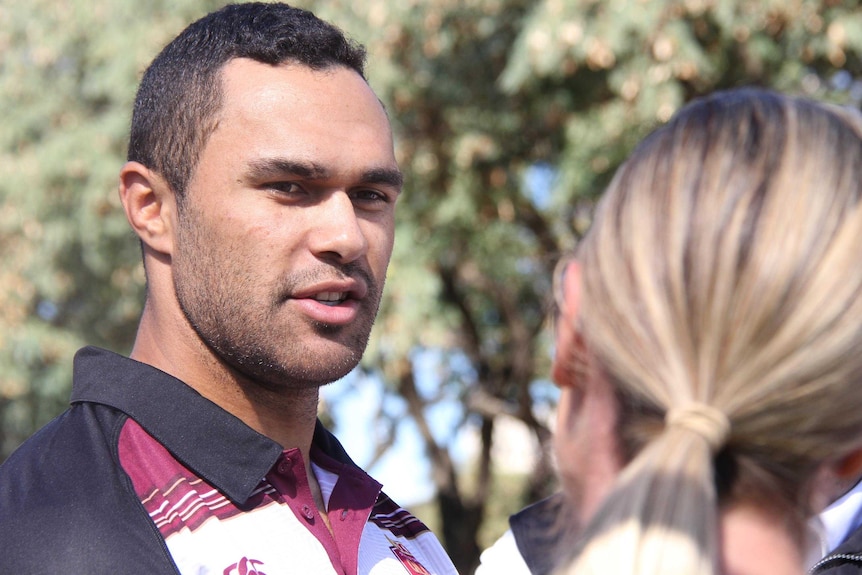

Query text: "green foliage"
[2, 0, 861, 571]
[0, 0, 224, 454]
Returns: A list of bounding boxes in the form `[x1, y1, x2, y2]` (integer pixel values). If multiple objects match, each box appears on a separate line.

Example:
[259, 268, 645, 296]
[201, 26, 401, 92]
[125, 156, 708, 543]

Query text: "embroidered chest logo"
[388, 539, 432, 575]
[223, 557, 267, 575]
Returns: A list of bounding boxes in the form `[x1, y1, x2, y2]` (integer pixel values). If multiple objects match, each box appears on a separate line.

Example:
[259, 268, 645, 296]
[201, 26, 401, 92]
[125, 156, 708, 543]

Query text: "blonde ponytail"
[555, 89, 862, 575]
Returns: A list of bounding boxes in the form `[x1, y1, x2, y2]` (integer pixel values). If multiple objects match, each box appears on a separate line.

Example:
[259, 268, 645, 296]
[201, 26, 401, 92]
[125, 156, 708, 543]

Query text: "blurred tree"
[2, 0, 862, 573]
[0, 0, 225, 453]
[330, 1, 862, 571]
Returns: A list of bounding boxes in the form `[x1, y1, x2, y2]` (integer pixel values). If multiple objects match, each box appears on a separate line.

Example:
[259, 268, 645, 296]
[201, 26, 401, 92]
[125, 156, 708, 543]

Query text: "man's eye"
[351, 189, 389, 203]
[268, 182, 305, 195]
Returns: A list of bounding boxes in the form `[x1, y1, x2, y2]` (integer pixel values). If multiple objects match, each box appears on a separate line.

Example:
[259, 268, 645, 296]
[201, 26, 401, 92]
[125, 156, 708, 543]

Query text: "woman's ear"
[551, 260, 624, 528]
[552, 260, 584, 388]
[118, 161, 176, 257]
[810, 447, 862, 512]
[835, 448, 862, 483]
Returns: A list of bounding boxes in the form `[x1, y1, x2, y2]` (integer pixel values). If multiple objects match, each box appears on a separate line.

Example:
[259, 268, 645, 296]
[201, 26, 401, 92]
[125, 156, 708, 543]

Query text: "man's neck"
[129, 305, 321, 458]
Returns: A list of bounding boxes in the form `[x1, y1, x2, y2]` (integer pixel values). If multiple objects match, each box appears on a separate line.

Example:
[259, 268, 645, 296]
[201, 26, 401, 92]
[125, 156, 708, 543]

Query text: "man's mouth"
[314, 292, 349, 306]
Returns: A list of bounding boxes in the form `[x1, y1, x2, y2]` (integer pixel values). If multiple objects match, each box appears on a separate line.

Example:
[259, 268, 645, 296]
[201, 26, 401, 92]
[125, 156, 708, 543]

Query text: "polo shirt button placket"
[301, 504, 314, 520]
[340, 509, 349, 521]
[278, 457, 292, 475]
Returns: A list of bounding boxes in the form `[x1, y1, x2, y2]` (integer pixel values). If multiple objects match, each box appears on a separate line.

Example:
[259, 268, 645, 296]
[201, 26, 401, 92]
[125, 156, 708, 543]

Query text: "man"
[0, 4, 457, 574]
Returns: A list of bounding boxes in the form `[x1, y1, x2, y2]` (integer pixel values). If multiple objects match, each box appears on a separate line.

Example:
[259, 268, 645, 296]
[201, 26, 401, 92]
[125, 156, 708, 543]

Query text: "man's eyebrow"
[246, 158, 331, 180]
[245, 158, 402, 190]
[361, 167, 404, 191]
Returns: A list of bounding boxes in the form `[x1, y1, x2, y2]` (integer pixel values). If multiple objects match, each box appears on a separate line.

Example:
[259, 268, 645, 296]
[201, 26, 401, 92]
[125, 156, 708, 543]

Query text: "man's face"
[172, 59, 401, 390]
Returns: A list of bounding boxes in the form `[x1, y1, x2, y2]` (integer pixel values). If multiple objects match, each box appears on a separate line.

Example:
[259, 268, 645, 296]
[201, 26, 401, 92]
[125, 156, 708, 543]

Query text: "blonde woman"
[552, 89, 862, 575]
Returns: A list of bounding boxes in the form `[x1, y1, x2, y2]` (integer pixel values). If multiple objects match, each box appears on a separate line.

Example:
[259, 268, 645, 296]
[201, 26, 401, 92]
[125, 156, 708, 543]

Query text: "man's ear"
[552, 260, 584, 388]
[118, 161, 176, 256]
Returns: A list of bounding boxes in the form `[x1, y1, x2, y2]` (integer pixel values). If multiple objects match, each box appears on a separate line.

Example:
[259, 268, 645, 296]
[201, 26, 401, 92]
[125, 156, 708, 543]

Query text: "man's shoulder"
[0, 403, 177, 572]
[2, 400, 118, 469]
[1, 407, 83, 484]
[0, 403, 122, 522]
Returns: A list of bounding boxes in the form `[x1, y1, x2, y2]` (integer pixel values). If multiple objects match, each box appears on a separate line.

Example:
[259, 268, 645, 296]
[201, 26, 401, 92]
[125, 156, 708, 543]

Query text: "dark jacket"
[811, 526, 862, 574]
[509, 493, 573, 575]
[512, 493, 862, 575]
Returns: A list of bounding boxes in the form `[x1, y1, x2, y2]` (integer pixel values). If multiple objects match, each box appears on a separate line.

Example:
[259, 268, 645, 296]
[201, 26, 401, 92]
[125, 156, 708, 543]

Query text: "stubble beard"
[172, 214, 384, 392]
[176, 269, 383, 391]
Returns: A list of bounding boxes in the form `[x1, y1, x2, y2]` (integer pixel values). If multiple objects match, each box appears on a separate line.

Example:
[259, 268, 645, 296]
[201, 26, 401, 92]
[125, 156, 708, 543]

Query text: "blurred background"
[2, 0, 861, 572]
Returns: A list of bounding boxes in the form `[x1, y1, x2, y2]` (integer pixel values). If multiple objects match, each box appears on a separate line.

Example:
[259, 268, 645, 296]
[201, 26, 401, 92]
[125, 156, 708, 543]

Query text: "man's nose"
[308, 192, 368, 263]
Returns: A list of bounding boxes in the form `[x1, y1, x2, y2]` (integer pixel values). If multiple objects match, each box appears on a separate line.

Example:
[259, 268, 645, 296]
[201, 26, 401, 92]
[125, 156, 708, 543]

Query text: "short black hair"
[127, 2, 367, 199]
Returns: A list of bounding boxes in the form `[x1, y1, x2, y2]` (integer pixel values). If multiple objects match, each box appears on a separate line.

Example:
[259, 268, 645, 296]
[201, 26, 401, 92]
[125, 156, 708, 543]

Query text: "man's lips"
[289, 279, 368, 324]
[291, 278, 368, 303]
[314, 291, 349, 306]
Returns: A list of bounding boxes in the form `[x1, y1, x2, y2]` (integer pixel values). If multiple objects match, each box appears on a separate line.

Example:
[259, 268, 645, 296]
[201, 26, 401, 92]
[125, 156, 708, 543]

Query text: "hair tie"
[665, 403, 730, 451]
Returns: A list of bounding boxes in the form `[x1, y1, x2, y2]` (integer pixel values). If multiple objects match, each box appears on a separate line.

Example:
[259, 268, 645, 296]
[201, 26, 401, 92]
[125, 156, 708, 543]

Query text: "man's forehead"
[193, 58, 397, 188]
[218, 58, 374, 102]
[213, 58, 390, 134]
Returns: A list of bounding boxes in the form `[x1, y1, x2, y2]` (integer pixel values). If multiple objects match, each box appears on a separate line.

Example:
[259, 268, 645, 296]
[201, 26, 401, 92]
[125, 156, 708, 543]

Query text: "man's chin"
[255, 350, 364, 389]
